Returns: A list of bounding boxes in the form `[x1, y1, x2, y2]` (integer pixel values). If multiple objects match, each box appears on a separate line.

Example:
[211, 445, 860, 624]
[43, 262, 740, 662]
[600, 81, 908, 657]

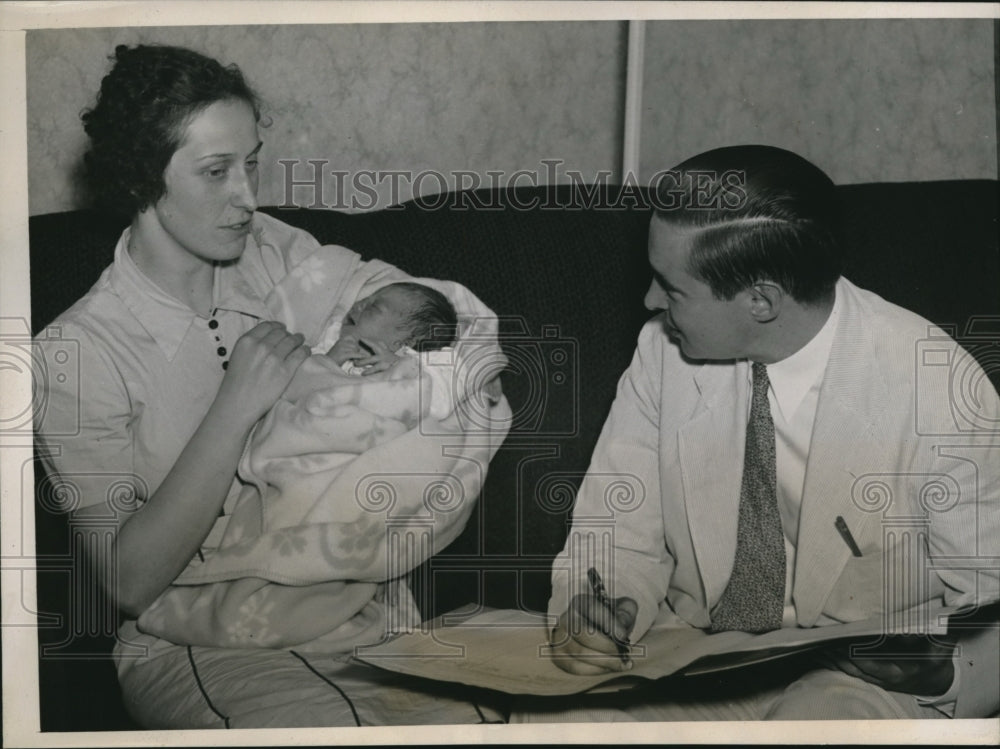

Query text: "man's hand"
[549, 592, 638, 675]
[820, 635, 956, 696]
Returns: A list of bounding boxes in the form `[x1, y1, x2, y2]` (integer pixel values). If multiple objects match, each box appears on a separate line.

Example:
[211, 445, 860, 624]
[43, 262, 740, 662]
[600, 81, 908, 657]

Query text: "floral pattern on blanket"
[136, 241, 512, 652]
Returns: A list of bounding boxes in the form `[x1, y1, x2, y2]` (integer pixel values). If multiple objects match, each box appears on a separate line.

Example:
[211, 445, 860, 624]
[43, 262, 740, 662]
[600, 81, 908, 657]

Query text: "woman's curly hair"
[81, 44, 261, 216]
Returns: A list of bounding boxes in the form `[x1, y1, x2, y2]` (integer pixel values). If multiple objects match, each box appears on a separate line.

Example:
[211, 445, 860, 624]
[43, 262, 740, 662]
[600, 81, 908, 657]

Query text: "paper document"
[354, 605, 959, 696]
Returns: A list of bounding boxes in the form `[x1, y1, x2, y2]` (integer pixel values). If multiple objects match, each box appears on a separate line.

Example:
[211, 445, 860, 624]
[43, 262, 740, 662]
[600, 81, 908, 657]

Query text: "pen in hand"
[587, 567, 631, 666]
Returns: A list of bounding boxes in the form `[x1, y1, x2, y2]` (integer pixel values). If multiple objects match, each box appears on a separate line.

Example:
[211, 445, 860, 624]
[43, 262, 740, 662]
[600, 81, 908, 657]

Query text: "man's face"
[644, 218, 755, 361]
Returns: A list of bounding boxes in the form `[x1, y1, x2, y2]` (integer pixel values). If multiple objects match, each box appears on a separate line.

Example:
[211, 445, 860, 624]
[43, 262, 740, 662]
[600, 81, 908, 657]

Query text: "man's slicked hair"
[653, 145, 843, 305]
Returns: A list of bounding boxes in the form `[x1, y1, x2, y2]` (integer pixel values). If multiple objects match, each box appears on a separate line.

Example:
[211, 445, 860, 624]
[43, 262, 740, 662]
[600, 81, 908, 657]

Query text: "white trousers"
[120, 644, 509, 728]
[510, 664, 944, 722]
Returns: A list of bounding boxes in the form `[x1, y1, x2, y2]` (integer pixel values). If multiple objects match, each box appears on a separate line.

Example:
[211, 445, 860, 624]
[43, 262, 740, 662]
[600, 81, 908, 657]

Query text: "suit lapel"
[678, 360, 750, 608]
[793, 282, 893, 625]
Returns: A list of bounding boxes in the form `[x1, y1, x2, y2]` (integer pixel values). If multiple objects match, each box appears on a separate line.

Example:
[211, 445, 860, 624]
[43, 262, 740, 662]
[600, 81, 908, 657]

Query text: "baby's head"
[340, 282, 458, 352]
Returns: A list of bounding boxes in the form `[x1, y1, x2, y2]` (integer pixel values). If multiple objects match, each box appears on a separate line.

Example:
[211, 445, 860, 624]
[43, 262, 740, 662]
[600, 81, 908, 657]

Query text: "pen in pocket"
[835, 516, 863, 557]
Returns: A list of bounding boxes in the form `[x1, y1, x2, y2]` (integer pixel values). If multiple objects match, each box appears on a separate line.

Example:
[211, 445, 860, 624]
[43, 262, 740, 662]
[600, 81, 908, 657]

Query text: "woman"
[35, 44, 507, 728]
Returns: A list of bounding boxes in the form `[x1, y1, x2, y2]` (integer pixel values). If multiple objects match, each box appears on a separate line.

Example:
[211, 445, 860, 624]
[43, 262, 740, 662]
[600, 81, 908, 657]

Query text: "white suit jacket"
[549, 278, 1000, 717]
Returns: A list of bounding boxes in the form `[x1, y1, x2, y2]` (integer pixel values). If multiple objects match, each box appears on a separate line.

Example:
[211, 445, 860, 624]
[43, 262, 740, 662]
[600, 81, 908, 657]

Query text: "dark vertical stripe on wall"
[615, 20, 630, 184]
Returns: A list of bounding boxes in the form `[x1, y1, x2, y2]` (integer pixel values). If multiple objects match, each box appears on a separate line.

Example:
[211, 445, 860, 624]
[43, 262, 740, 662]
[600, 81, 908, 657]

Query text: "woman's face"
[144, 98, 261, 266]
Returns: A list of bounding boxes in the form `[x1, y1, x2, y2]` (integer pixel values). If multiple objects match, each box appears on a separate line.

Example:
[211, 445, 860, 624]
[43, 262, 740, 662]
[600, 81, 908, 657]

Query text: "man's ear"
[748, 282, 783, 323]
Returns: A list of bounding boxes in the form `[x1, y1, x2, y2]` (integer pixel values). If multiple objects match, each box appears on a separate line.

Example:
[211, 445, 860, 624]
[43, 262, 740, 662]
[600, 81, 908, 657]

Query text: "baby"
[326, 282, 458, 376]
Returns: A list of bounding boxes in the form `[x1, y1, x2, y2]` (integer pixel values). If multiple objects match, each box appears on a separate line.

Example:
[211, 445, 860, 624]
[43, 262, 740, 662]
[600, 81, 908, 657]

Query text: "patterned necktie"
[710, 361, 786, 633]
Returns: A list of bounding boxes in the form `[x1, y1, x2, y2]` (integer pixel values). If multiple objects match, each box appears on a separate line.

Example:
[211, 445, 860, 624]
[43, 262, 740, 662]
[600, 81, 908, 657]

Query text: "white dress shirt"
[757, 286, 958, 712]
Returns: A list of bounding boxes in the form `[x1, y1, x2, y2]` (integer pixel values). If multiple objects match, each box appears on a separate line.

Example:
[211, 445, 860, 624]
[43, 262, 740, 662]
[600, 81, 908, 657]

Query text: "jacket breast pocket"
[823, 525, 946, 625]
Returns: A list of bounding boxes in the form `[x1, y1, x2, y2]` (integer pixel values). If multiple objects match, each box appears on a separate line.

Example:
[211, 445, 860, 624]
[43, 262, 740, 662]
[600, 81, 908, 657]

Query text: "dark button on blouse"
[208, 319, 219, 330]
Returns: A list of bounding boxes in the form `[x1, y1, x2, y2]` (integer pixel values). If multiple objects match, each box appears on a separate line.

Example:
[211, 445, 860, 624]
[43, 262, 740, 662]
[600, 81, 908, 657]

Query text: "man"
[521, 146, 999, 721]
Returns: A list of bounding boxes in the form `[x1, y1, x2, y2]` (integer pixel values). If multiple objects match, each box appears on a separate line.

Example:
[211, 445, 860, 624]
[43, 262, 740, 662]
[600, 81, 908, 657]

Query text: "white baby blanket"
[137, 242, 511, 653]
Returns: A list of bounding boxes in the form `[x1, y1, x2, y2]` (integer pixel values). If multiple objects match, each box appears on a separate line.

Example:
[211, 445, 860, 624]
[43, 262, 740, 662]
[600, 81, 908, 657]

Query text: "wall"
[26, 22, 626, 215]
[639, 19, 996, 186]
[25, 19, 997, 216]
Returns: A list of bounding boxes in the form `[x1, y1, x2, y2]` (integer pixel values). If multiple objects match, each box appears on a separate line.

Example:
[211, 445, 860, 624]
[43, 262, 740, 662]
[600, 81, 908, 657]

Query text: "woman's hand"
[549, 593, 638, 675]
[91, 321, 310, 617]
[216, 321, 310, 424]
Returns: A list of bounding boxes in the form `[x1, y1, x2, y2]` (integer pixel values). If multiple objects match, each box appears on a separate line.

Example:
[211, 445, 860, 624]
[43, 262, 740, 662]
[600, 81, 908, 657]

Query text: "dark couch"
[29, 181, 1000, 730]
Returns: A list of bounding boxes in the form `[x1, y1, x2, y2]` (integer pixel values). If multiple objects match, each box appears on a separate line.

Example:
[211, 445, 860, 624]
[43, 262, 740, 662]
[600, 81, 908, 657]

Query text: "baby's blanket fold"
[137, 242, 512, 652]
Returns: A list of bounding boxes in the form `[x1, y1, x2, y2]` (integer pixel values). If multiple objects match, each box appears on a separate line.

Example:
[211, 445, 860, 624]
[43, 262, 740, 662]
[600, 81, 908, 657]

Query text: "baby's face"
[340, 286, 416, 351]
